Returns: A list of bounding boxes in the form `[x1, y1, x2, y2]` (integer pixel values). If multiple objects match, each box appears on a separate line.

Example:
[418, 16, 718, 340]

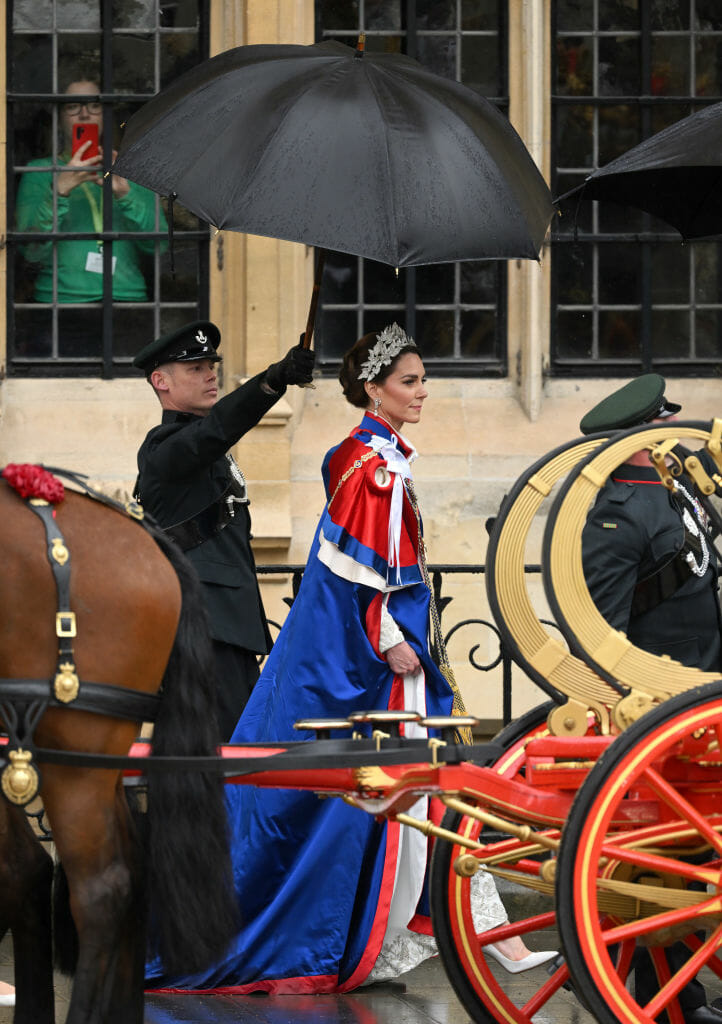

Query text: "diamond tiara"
[358, 323, 416, 381]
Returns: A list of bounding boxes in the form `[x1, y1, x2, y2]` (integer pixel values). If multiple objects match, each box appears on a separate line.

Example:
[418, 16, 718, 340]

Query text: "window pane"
[556, 310, 592, 359]
[556, 105, 594, 167]
[160, 30, 201, 86]
[320, 251, 358, 305]
[650, 36, 689, 96]
[113, 305, 156, 358]
[696, 37, 722, 96]
[695, 244, 722, 304]
[13, 306, 52, 358]
[318, 0, 359, 31]
[365, 0, 401, 31]
[599, 246, 640, 304]
[461, 0, 499, 31]
[650, 309, 689, 357]
[651, 245, 690, 304]
[160, 240, 198, 303]
[114, 0, 157, 30]
[460, 310, 497, 358]
[696, 310, 722, 357]
[556, 246, 592, 303]
[460, 261, 498, 303]
[113, 35, 156, 92]
[160, 0, 200, 28]
[415, 309, 454, 356]
[11, 35, 53, 92]
[13, 0, 53, 30]
[57, 305, 103, 358]
[599, 37, 641, 96]
[556, 37, 594, 95]
[417, 263, 454, 304]
[417, 0, 455, 30]
[599, 310, 640, 359]
[599, 0, 639, 32]
[363, 308, 404, 336]
[651, 0, 689, 31]
[416, 35, 456, 80]
[557, 1, 593, 32]
[364, 262, 405, 304]
[461, 36, 500, 96]
[57, 33, 102, 88]
[695, 0, 722, 30]
[57, 0, 100, 29]
[598, 105, 639, 164]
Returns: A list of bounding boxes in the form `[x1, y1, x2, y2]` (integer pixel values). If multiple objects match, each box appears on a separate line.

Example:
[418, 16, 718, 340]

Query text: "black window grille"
[6, 0, 211, 378]
[314, 0, 508, 377]
[551, 0, 722, 377]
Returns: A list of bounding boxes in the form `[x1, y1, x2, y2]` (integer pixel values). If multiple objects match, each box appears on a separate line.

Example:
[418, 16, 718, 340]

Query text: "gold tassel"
[440, 664, 474, 745]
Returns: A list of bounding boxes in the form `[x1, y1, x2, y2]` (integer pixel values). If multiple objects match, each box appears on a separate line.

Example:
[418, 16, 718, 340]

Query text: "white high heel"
[483, 945, 559, 974]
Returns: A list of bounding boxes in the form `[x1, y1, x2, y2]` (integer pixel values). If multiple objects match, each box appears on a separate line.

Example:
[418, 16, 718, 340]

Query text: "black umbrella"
[557, 101, 722, 238]
[113, 39, 552, 269]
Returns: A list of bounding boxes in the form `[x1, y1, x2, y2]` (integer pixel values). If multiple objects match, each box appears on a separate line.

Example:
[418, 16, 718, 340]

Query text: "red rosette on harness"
[2, 464, 65, 504]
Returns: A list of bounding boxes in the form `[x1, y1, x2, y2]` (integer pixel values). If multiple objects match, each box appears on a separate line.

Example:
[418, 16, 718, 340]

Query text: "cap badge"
[195, 329, 209, 349]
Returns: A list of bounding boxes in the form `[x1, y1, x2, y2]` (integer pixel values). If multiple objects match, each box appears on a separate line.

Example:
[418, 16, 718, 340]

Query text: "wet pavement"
[0, 924, 599, 1024]
[2, 906, 720, 1022]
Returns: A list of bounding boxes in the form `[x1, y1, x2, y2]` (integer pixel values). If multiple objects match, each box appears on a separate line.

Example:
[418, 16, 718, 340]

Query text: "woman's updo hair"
[339, 325, 418, 408]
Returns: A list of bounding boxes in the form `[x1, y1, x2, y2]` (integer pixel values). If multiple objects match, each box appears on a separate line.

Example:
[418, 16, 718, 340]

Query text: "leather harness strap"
[0, 679, 160, 723]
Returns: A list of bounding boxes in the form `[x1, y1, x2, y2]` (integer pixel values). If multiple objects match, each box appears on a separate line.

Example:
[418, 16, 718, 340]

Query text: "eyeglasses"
[64, 101, 102, 115]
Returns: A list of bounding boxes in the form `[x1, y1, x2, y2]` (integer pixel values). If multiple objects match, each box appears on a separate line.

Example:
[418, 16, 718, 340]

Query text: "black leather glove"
[264, 335, 315, 392]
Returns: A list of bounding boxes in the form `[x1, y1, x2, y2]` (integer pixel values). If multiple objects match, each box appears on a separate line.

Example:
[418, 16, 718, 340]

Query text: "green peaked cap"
[579, 373, 681, 435]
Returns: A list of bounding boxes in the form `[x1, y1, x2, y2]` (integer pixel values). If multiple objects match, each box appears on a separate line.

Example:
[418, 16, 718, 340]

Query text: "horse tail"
[142, 525, 237, 975]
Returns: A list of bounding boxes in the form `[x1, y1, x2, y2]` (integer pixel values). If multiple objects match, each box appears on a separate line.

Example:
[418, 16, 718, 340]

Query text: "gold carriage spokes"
[425, 416, 722, 1024]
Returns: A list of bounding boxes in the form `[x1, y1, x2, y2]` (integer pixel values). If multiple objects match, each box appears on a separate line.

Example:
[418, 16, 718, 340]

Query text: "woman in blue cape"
[147, 324, 551, 994]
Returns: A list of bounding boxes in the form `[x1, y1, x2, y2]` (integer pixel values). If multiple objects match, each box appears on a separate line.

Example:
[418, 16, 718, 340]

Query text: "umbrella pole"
[302, 248, 326, 349]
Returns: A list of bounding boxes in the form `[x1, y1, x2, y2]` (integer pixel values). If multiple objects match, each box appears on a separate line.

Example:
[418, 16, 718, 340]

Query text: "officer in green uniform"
[581, 373, 722, 1024]
[581, 373, 721, 672]
[134, 321, 314, 739]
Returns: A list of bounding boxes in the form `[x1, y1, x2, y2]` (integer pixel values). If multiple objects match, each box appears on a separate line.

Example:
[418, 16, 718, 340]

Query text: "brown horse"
[0, 473, 236, 1024]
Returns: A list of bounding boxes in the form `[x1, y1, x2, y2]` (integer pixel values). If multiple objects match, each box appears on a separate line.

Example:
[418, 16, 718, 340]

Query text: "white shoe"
[483, 945, 559, 974]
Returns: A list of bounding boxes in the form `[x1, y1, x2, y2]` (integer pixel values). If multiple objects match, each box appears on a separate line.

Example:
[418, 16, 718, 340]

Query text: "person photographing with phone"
[15, 78, 165, 317]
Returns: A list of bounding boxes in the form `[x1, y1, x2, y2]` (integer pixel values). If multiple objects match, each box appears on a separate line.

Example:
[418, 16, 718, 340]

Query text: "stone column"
[507, 0, 552, 421]
[208, 0, 315, 560]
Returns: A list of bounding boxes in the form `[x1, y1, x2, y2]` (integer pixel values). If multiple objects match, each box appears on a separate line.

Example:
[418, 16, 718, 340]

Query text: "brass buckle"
[56, 611, 77, 638]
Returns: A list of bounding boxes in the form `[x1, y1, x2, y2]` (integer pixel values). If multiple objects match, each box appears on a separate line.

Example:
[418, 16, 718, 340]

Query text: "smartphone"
[71, 122, 99, 158]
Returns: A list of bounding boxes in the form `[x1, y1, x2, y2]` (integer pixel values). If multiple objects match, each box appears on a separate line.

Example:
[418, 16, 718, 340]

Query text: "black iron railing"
[257, 563, 549, 729]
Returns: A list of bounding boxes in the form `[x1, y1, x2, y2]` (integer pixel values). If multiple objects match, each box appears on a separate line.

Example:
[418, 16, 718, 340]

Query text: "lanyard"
[80, 183, 103, 248]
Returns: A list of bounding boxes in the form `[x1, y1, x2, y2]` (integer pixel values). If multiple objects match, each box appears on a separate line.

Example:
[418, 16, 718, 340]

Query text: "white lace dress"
[362, 679, 507, 986]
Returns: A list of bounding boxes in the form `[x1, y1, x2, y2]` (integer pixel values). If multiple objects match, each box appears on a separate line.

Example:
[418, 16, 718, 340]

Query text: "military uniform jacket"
[582, 460, 721, 671]
[136, 372, 280, 654]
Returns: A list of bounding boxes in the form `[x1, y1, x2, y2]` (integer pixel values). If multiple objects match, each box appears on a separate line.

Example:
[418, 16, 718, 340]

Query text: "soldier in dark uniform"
[580, 373, 722, 1024]
[134, 320, 314, 739]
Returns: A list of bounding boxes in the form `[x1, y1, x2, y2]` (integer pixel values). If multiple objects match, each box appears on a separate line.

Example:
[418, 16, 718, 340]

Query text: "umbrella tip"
[355, 33, 365, 57]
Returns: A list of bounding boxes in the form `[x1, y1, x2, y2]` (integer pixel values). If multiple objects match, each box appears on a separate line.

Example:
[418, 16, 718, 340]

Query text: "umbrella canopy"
[557, 101, 722, 239]
[113, 40, 553, 267]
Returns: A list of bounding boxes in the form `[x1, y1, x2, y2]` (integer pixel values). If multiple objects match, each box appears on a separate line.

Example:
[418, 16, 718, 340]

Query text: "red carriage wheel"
[430, 801, 573, 1024]
[556, 681, 722, 1024]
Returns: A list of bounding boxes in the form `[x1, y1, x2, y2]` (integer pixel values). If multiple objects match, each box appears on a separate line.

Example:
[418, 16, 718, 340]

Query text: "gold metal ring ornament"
[545, 421, 722, 704]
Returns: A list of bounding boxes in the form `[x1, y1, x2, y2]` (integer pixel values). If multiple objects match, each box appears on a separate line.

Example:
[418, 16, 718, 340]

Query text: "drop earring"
[374, 397, 380, 411]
